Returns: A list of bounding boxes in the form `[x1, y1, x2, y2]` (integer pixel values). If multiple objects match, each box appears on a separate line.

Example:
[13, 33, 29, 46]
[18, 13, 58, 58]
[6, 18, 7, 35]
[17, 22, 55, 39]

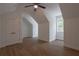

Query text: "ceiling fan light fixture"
[34, 5, 38, 8]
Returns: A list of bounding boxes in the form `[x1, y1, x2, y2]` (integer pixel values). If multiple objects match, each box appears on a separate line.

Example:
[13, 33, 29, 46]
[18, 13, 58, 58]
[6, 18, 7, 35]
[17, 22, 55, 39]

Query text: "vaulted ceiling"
[0, 3, 61, 15]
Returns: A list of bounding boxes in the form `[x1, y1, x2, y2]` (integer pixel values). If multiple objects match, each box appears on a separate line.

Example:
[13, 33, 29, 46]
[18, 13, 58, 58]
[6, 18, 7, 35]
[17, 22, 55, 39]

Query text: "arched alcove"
[21, 14, 38, 39]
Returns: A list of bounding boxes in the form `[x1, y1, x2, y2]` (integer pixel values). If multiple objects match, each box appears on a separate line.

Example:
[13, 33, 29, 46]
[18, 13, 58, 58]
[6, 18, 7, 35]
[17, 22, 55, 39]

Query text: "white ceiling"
[0, 3, 61, 15]
[60, 3, 79, 18]
[0, 3, 17, 15]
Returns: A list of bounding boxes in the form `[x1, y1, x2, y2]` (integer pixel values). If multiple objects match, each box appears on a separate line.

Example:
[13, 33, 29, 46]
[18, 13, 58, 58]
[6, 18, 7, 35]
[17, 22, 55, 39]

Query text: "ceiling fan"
[24, 3, 46, 11]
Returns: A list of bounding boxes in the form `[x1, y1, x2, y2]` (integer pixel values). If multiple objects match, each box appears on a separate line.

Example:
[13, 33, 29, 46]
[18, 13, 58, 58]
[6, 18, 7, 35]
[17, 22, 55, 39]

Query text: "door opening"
[55, 15, 64, 46]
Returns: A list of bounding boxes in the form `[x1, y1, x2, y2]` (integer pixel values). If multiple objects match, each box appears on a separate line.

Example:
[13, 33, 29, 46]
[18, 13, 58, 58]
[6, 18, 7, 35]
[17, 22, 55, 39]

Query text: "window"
[56, 16, 64, 32]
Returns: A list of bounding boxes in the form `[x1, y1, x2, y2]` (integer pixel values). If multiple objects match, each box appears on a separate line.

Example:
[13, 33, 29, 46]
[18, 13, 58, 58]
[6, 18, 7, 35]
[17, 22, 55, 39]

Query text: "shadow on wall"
[43, 3, 63, 41]
[21, 14, 38, 39]
[21, 17, 32, 38]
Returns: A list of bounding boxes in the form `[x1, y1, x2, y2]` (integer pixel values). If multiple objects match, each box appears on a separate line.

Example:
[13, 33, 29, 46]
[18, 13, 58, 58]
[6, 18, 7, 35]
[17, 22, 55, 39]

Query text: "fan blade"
[33, 3, 40, 5]
[34, 8, 37, 11]
[38, 5, 46, 9]
[24, 5, 33, 7]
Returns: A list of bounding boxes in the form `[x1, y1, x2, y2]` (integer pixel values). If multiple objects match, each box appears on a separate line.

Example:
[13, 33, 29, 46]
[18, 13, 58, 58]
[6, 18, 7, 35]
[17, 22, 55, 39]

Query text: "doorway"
[55, 15, 64, 46]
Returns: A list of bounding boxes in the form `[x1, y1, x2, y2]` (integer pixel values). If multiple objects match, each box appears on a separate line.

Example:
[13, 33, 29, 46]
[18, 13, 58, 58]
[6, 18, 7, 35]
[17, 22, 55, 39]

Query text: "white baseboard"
[0, 39, 23, 48]
[64, 44, 79, 51]
[39, 38, 49, 42]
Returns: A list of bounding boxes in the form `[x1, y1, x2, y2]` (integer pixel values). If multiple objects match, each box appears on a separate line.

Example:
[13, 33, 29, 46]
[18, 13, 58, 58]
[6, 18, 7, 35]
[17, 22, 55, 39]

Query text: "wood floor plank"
[0, 38, 79, 56]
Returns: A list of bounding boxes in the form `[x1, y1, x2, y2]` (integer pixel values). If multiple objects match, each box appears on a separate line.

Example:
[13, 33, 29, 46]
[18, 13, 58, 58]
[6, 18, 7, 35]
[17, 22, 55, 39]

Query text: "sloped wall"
[43, 3, 62, 41]
[0, 16, 2, 43]
[17, 4, 62, 42]
[30, 8, 49, 41]
[21, 17, 32, 38]
[22, 14, 38, 38]
[60, 3, 79, 50]
[17, 5, 49, 41]
[0, 11, 21, 48]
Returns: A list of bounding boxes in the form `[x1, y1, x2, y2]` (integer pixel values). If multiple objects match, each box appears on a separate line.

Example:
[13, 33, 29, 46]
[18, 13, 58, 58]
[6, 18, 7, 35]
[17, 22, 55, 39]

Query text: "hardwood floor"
[0, 38, 79, 56]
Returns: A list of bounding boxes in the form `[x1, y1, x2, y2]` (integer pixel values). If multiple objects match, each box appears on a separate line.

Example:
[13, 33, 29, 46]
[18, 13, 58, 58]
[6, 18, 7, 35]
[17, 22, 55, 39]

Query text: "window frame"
[56, 15, 64, 33]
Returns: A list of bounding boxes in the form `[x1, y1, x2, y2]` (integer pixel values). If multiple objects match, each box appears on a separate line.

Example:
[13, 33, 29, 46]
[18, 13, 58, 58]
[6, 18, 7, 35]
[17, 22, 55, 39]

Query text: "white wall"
[43, 4, 62, 41]
[32, 21, 38, 38]
[30, 8, 49, 41]
[44, 13, 57, 41]
[38, 23, 49, 41]
[0, 11, 22, 48]
[60, 3, 79, 50]
[21, 17, 32, 39]
[22, 14, 38, 38]
[0, 16, 2, 43]
[18, 6, 49, 41]
[17, 4, 63, 41]
[0, 3, 17, 15]
[64, 18, 79, 50]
